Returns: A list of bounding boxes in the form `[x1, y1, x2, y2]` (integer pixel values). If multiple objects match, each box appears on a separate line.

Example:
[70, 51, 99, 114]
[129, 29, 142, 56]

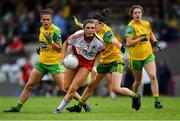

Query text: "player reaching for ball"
[54, 19, 104, 113]
[66, 8, 141, 112]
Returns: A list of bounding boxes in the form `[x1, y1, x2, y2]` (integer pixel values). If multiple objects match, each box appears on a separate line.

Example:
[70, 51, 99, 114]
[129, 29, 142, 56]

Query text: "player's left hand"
[44, 33, 52, 43]
[36, 47, 40, 55]
[153, 41, 161, 51]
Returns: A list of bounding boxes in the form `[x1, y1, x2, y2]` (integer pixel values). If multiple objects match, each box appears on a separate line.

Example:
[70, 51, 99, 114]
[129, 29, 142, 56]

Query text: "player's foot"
[66, 104, 82, 112]
[54, 109, 61, 114]
[154, 102, 163, 109]
[83, 103, 91, 112]
[132, 94, 141, 111]
[3, 107, 19, 112]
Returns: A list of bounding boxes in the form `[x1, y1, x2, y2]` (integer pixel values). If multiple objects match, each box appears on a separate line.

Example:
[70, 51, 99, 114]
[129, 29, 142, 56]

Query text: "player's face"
[132, 8, 142, 21]
[40, 15, 52, 29]
[94, 20, 103, 33]
[84, 23, 96, 37]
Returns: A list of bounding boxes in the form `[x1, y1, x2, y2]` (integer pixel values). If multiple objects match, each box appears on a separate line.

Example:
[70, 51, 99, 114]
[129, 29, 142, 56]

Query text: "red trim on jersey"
[67, 32, 84, 45]
[71, 46, 95, 72]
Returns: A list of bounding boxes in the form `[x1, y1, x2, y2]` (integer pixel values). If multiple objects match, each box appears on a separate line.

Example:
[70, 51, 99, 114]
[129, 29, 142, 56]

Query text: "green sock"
[78, 102, 84, 107]
[132, 92, 137, 98]
[16, 103, 23, 111]
[154, 96, 160, 103]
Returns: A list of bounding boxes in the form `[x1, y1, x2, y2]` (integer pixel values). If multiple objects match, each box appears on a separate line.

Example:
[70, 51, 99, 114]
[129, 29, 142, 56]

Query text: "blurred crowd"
[0, 0, 179, 96]
[0, 0, 180, 55]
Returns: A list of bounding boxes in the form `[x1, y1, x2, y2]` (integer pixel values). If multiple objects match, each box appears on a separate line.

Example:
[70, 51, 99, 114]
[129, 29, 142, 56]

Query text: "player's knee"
[87, 84, 95, 92]
[63, 85, 69, 92]
[149, 74, 156, 81]
[112, 86, 120, 93]
[135, 80, 142, 85]
[67, 87, 76, 96]
[25, 83, 34, 91]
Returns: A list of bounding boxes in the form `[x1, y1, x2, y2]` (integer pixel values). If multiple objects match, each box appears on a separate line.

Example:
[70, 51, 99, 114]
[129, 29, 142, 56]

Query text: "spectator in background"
[18, 59, 33, 88]
[0, 33, 7, 54]
[157, 59, 172, 95]
[5, 35, 24, 54]
[53, 6, 70, 42]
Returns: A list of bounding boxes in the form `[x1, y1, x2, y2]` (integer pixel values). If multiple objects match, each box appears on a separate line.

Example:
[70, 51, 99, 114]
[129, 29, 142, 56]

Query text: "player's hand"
[120, 44, 125, 54]
[73, 16, 80, 26]
[36, 47, 40, 55]
[153, 40, 161, 51]
[140, 34, 148, 42]
[44, 33, 52, 43]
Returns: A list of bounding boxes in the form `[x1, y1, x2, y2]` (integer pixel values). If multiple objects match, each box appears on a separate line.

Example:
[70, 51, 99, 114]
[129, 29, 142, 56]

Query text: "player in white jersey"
[54, 19, 104, 113]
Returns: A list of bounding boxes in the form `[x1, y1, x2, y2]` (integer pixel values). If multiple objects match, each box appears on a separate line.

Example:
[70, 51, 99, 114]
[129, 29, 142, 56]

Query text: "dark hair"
[40, 8, 53, 18]
[129, 5, 144, 17]
[83, 19, 95, 28]
[92, 8, 112, 24]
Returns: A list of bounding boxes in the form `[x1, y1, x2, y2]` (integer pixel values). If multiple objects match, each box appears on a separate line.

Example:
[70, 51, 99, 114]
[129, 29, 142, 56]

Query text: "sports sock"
[57, 98, 69, 111]
[154, 96, 160, 103]
[131, 92, 138, 98]
[16, 102, 23, 111]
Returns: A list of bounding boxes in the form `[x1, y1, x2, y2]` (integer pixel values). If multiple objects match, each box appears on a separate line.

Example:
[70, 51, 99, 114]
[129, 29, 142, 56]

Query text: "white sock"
[57, 98, 69, 111]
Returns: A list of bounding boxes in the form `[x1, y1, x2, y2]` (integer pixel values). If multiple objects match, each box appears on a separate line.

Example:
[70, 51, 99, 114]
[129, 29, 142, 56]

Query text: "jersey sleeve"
[125, 25, 135, 37]
[53, 29, 62, 43]
[103, 30, 115, 43]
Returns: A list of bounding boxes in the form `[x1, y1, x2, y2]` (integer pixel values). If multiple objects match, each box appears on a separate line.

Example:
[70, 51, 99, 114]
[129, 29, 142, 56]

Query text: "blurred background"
[0, 0, 179, 98]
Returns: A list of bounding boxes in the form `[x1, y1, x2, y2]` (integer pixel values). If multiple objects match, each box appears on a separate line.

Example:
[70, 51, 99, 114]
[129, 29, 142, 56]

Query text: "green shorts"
[97, 61, 124, 74]
[130, 54, 155, 71]
[35, 62, 64, 75]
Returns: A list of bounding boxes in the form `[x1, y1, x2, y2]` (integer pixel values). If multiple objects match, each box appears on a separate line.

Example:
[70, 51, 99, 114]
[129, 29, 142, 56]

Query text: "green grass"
[0, 96, 180, 120]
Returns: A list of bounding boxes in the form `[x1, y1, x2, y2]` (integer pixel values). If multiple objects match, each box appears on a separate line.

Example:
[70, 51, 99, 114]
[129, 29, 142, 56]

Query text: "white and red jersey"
[67, 30, 104, 60]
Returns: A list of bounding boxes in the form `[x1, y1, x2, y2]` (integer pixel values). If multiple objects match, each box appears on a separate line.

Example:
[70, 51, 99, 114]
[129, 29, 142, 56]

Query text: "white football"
[63, 54, 79, 69]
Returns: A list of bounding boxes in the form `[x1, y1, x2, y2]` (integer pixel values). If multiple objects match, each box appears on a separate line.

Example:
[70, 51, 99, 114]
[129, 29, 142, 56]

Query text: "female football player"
[4, 8, 64, 112]
[125, 5, 162, 109]
[54, 19, 104, 113]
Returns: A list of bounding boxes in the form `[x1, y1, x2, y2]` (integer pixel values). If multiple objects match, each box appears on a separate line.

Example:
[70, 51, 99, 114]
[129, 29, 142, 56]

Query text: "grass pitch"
[0, 96, 180, 120]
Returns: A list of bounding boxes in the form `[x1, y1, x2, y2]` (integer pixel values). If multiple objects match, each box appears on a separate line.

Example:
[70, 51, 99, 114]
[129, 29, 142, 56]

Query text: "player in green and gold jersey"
[125, 5, 162, 109]
[3, 8, 64, 112]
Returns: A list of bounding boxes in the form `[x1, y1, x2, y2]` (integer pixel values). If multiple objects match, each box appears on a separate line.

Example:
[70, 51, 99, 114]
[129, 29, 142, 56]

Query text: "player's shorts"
[73, 54, 95, 72]
[97, 60, 124, 74]
[130, 54, 155, 71]
[35, 61, 64, 75]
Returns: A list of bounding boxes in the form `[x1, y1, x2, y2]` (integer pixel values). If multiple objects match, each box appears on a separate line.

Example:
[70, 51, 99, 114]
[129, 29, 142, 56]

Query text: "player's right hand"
[73, 16, 80, 26]
[140, 34, 148, 42]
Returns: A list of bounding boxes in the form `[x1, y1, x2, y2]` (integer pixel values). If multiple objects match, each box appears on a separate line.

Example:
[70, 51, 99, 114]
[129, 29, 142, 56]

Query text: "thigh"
[27, 68, 44, 86]
[63, 69, 76, 90]
[144, 61, 156, 78]
[52, 72, 64, 90]
[69, 68, 90, 91]
[89, 73, 106, 88]
[111, 72, 123, 88]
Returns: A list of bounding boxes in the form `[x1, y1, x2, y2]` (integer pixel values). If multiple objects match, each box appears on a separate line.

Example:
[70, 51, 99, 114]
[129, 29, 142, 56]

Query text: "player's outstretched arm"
[73, 16, 83, 28]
